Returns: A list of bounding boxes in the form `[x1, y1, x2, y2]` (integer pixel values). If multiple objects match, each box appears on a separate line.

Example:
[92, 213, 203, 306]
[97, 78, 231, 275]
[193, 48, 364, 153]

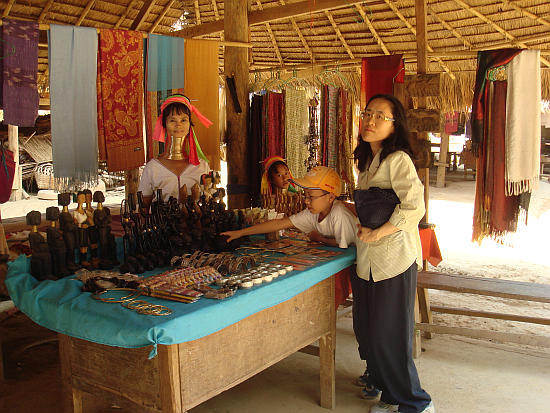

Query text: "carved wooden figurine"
[58, 193, 80, 273]
[73, 191, 91, 269]
[46, 206, 69, 277]
[93, 190, 117, 269]
[26, 211, 54, 281]
[83, 189, 99, 268]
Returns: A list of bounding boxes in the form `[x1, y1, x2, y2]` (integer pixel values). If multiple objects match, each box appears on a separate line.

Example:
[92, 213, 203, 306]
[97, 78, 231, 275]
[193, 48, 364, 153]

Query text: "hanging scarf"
[260, 155, 297, 195]
[284, 88, 309, 180]
[152, 94, 212, 166]
[361, 55, 404, 109]
[146, 34, 185, 92]
[97, 29, 144, 172]
[2, 19, 39, 127]
[49, 24, 98, 185]
[267, 92, 285, 158]
[470, 48, 521, 155]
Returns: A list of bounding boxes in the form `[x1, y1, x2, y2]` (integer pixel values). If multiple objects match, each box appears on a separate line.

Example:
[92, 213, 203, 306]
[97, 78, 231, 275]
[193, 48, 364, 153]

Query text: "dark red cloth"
[0, 146, 15, 203]
[334, 267, 352, 309]
[361, 55, 404, 109]
[444, 112, 459, 134]
[1, 19, 39, 127]
[471, 49, 521, 155]
[97, 29, 145, 172]
[267, 92, 285, 158]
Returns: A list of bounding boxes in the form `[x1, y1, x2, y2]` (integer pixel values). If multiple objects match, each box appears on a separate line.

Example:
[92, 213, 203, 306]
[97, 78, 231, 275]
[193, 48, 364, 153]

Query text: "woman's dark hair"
[353, 94, 414, 173]
[267, 160, 288, 183]
[161, 101, 194, 130]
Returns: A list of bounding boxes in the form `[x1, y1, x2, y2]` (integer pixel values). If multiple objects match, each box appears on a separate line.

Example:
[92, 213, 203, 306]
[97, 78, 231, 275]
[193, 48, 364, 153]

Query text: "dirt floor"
[1, 312, 549, 413]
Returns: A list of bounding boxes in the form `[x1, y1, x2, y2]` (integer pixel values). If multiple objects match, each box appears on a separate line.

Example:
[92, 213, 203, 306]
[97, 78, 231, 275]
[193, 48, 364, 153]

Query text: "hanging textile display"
[146, 34, 185, 92]
[284, 88, 309, 179]
[505, 50, 541, 195]
[320, 85, 328, 166]
[97, 29, 144, 172]
[49, 24, 98, 184]
[248, 94, 265, 204]
[336, 89, 355, 197]
[1, 19, 39, 127]
[267, 92, 285, 158]
[326, 86, 339, 169]
[360, 55, 404, 108]
[471, 48, 530, 243]
[306, 96, 320, 171]
[0, 145, 15, 203]
[183, 40, 221, 170]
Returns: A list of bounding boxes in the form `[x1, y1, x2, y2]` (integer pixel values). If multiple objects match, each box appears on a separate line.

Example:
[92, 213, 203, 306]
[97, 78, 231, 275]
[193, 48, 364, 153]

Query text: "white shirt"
[289, 200, 358, 249]
[138, 158, 209, 202]
[355, 150, 425, 282]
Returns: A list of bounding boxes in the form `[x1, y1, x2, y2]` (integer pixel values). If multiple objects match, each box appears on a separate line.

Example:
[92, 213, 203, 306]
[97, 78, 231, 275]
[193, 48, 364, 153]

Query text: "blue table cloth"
[6, 247, 356, 358]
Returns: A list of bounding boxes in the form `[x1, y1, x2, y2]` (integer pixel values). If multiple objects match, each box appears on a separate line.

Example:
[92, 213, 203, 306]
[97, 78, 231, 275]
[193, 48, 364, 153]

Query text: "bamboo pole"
[8, 125, 22, 201]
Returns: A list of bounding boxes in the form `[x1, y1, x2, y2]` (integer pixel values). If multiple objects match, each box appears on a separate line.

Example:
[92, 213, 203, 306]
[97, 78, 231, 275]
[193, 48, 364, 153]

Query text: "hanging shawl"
[284, 88, 309, 180]
[326, 86, 339, 169]
[97, 29, 144, 172]
[361, 55, 404, 109]
[146, 34, 185, 92]
[151, 94, 212, 166]
[470, 49, 521, 155]
[337, 89, 355, 195]
[49, 25, 98, 186]
[267, 92, 285, 158]
[505, 50, 541, 195]
[2, 19, 39, 127]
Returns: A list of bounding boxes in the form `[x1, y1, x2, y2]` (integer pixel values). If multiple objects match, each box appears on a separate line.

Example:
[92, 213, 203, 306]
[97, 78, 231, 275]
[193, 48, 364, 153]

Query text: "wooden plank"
[356, 4, 389, 55]
[298, 344, 320, 357]
[436, 132, 449, 188]
[175, 0, 362, 38]
[2, 0, 15, 18]
[417, 287, 433, 339]
[130, 0, 156, 31]
[418, 271, 550, 303]
[407, 109, 441, 132]
[404, 74, 441, 98]
[178, 277, 333, 410]
[114, 0, 139, 28]
[416, 323, 550, 348]
[158, 345, 182, 413]
[194, 0, 201, 24]
[325, 10, 354, 59]
[149, 0, 175, 33]
[430, 305, 550, 326]
[319, 275, 336, 409]
[75, 0, 95, 26]
[38, 0, 54, 23]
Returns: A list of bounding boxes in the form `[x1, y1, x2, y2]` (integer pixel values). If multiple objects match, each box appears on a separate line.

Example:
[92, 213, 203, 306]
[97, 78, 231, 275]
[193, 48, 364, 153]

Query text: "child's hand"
[221, 230, 242, 243]
[307, 230, 324, 243]
[356, 224, 381, 243]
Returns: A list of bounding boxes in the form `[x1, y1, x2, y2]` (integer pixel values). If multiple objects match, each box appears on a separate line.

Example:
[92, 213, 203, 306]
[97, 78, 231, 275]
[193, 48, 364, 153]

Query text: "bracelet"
[92, 288, 141, 303]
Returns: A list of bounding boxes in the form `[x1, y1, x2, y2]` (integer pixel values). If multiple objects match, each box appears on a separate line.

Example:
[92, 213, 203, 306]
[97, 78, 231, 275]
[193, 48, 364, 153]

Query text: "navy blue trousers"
[350, 263, 432, 413]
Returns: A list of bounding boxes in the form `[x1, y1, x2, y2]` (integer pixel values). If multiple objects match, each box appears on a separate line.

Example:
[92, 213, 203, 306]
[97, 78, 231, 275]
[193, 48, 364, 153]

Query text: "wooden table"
[58, 276, 336, 413]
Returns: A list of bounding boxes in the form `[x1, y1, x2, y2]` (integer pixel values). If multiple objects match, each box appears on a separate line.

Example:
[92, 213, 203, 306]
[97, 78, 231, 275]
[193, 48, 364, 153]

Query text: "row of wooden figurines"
[26, 190, 118, 281]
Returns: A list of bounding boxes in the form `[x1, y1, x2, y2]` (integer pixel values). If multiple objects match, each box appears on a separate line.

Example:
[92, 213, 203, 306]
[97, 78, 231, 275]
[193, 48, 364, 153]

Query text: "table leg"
[58, 334, 75, 413]
[72, 388, 83, 413]
[158, 344, 183, 413]
[320, 275, 336, 409]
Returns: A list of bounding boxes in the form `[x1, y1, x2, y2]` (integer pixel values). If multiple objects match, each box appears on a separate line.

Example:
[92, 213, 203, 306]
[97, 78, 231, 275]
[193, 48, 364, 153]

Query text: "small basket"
[34, 162, 56, 190]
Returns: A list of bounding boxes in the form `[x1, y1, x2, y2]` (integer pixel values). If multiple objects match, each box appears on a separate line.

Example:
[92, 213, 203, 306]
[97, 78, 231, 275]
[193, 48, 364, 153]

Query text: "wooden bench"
[415, 271, 550, 349]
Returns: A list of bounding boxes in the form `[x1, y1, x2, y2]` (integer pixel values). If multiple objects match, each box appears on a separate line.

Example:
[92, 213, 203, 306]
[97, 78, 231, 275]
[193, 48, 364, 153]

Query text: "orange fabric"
[183, 40, 220, 170]
[97, 29, 145, 172]
[419, 228, 443, 267]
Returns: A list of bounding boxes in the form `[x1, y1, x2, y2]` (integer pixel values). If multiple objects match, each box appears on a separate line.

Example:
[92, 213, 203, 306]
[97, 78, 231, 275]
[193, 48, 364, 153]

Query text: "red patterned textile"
[97, 29, 145, 172]
[360, 55, 404, 109]
[267, 92, 285, 158]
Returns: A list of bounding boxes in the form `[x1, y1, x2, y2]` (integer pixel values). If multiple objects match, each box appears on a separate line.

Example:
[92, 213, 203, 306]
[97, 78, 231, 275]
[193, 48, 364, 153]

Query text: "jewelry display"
[92, 288, 172, 316]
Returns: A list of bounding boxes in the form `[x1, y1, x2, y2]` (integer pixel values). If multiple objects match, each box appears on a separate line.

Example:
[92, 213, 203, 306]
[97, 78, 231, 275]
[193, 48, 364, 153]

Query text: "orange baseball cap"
[291, 166, 342, 197]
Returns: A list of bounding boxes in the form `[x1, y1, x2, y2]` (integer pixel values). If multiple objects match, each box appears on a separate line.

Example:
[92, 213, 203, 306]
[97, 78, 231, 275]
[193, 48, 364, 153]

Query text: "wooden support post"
[125, 168, 140, 198]
[158, 345, 182, 413]
[319, 275, 336, 409]
[225, 0, 250, 209]
[58, 334, 75, 413]
[7, 125, 22, 201]
[436, 132, 449, 188]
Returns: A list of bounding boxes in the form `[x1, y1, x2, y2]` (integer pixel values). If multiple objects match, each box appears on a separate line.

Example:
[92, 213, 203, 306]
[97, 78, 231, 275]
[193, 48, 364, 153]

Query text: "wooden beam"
[2, 0, 15, 18]
[211, 0, 219, 19]
[38, 0, 55, 23]
[149, 0, 175, 33]
[129, 0, 156, 31]
[115, 0, 139, 29]
[279, 0, 315, 63]
[355, 3, 389, 55]
[436, 132, 449, 188]
[175, 0, 362, 38]
[75, 0, 95, 26]
[427, 6, 473, 49]
[430, 305, 550, 326]
[325, 10, 354, 59]
[501, 0, 550, 29]
[384, 0, 455, 80]
[454, 0, 550, 67]
[256, 1, 283, 66]
[194, 0, 201, 24]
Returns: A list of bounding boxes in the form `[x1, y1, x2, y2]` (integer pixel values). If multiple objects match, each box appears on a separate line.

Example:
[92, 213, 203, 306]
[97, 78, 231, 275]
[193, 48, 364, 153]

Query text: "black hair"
[161, 101, 194, 130]
[353, 94, 414, 173]
[267, 160, 289, 183]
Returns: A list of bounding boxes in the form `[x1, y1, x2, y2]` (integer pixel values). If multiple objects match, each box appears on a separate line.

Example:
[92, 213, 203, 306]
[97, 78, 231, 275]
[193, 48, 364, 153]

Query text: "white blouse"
[138, 158, 209, 202]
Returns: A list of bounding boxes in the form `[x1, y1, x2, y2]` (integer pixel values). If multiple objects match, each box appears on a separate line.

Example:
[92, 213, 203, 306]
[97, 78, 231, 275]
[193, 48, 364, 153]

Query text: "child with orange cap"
[223, 166, 357, 249]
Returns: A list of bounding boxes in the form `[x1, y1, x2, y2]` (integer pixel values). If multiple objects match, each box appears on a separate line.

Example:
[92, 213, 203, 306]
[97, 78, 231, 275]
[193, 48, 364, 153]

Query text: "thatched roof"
[5, 0, 550, 111]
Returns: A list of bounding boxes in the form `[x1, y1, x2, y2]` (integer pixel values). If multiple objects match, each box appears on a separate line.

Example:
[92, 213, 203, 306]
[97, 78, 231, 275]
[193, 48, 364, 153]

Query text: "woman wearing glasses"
[352, 94, 434, 413]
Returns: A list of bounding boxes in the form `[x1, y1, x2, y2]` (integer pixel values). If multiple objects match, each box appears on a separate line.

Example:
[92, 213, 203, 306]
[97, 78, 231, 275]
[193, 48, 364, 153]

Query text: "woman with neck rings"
[138, 95, 213, 212]
[260, 156, 299, 196]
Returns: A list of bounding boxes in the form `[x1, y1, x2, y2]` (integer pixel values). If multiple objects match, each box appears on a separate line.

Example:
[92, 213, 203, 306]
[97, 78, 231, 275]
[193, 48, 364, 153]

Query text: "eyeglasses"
[360, 110, 395, 123]
[304, 192, 328, 201]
